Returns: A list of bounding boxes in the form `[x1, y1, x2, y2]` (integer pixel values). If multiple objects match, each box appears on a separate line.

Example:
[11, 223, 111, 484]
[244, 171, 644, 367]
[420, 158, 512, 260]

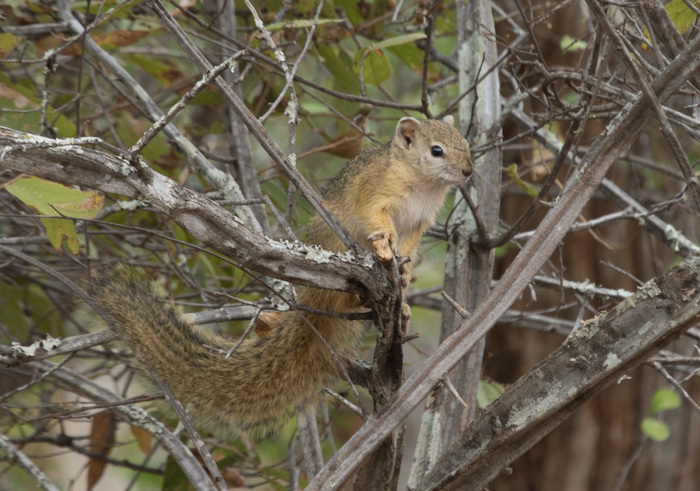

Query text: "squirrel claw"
[401, 303, 411, 333]
[400, 271, 411, 288]
[369, 231, 396, 264]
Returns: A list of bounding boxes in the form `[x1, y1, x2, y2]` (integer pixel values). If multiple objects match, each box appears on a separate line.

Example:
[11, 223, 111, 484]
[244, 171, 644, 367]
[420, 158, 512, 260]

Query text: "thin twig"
[651, 361, 700, 415]
[130, 53, 245, 154]
[440, 290, 471, 319]
[442, 377, 470, 409]
[150, 370, 225, 490]
[586, 0, 700, 212]
[0, 432, 59, 491]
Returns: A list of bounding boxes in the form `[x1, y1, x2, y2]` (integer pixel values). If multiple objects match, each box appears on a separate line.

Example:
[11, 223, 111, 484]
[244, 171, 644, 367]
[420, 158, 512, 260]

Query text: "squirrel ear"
[396, 117, 420, 149]
[442, 115, 454, 126]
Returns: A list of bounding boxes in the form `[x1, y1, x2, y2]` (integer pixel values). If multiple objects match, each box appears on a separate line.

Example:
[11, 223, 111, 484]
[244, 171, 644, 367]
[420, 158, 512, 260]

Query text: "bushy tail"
[90, 267, 350, 438]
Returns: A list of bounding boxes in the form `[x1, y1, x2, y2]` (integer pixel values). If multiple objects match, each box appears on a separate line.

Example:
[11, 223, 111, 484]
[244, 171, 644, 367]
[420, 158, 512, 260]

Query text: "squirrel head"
[392, 116, 473, 184]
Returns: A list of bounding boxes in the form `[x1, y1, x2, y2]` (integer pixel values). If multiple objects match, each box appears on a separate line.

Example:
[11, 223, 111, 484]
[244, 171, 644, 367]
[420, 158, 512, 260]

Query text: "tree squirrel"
[92, 116, 472, 437]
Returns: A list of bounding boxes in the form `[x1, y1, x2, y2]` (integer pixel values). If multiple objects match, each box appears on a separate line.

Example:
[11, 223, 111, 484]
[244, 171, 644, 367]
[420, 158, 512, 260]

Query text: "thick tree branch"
[417, 253, 700, 489]
[0, 128, 382, 296]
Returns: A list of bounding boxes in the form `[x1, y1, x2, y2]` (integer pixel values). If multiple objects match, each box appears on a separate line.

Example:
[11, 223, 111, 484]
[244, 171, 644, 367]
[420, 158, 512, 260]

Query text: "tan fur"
[92, 117, 472, 437]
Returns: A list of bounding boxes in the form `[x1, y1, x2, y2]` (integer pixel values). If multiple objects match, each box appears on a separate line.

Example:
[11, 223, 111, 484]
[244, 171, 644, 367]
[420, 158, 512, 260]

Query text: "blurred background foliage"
[1, 0, 699, 490]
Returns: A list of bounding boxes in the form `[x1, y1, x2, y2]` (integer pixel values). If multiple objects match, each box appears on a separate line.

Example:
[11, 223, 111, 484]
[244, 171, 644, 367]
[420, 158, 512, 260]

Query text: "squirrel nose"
[462, 168, 471, 177]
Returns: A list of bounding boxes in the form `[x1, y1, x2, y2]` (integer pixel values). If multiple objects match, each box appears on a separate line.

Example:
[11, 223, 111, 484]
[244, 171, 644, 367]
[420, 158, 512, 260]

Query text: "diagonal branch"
[585, 0, 700, 212]
[145, 0, 362, 255]
[33, 360, 217, 490]
[0, 127, 382, 296]
[60, 5, 263, 233]
[508, 108, 700, 257]
[0, 432, 59, 491]
[417, 253, 700, 490]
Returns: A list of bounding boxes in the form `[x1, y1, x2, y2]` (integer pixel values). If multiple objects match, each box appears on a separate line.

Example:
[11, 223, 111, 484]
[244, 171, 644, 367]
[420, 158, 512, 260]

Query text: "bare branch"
[0, 128, 382, 295]
[60, 3, 263, 233]
[145, 0, 362, 255]
[35, 361, 217, 489]
[586, 0, 700, 211]
[0, 432, 59, 491]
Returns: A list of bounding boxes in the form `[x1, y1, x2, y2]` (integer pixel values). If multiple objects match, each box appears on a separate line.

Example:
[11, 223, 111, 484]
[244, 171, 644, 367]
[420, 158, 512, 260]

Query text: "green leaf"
[0, 74, 77, 136]
[665, 0, 698, 34]
[389, 42, 443, 79]
[292, 0, 317, 17]
[0, 284, 30, 334]
[335, 0, 364, 26]
[560, 34, 587, 52]
[506, 163, 540, 198]
[477, 380, 505, 409]
[353, 49, 392, 86]
[266, 18, 344, 31]
[351, 33, 429, 80]
[41, 217, 80, 254]
[0, 33, 18, 58]
[162, 456, 195, 491]
[5, 176, 104, 219]
[650, 388, 682, 415]
[370, 32, 427, 51]
[389, 43, 424, 73]
[494, 243, 514, 259]
[316, 44, 360, 94]
[124, 53, 181, 85]
[641, 417, 671, 442]
[189, 87, 223, 106]
[4, 176, 103, 253]
[642, 0, 697, 50]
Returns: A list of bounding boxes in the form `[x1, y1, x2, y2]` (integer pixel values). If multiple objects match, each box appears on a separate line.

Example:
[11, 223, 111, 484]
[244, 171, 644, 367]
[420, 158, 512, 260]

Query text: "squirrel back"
[93, 117, 472, 437]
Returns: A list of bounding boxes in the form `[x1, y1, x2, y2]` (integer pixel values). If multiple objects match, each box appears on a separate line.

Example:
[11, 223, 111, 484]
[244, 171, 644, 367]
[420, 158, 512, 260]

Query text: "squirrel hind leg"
[254, 311, 281, 338]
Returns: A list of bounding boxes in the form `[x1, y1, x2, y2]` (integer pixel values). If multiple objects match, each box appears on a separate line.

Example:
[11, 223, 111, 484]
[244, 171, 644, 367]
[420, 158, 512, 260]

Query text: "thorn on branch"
[441, 290, 471, 320]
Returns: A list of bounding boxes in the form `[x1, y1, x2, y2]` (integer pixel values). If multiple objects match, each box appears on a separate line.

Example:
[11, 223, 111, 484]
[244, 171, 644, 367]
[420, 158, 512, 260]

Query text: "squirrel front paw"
[401, 302, 411, 333]
[398, 261, 411, 288]
[368, 231, 397, 264]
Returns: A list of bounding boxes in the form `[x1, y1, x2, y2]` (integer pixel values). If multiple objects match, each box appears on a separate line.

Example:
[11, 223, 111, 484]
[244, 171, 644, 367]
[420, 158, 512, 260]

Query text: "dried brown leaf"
[87, 411, 116, 490]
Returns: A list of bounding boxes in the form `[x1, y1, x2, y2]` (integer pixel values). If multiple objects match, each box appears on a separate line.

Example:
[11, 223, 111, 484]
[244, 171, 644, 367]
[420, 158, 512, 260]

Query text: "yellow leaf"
[130, 425, 153, 455]
[3, 176, 103, 253]
[666, 0, 698, 34]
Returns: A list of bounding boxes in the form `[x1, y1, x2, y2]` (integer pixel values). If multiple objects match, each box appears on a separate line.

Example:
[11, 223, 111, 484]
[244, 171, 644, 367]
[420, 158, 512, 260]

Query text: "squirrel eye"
[431, 145, 444, 157]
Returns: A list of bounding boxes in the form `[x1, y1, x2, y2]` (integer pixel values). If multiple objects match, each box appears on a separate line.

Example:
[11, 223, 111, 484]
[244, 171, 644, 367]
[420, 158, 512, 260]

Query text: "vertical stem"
[409, 0, 502, 483]
[295, 406, 324, 478]
[355, 261, 405, 489]
[215, 0, 270, 234]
